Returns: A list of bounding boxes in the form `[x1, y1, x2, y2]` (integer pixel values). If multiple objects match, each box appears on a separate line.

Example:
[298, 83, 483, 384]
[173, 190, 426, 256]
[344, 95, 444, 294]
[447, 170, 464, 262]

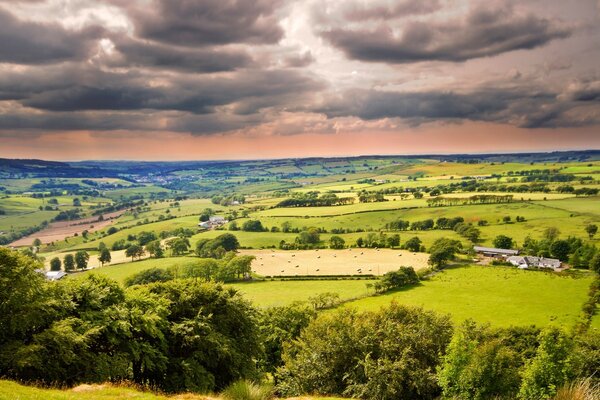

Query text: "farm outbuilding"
[473, 246, 519, 257]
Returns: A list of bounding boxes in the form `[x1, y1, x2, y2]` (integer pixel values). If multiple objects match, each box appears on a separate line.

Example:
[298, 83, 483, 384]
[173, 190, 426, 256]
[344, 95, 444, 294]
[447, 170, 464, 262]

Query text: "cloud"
[317, 4, 572, 63]
[283, 51, 315, 68]
[0, 7, 103, 64]
[118, 0, 286, 47]
[105, 36, 256, 72]
[15, 68, 323, 114]
[341, 0, 441, 21]
[313, 84, 600, 129]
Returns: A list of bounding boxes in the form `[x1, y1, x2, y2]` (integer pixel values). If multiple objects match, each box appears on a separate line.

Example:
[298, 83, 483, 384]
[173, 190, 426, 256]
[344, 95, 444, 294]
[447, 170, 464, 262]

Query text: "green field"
[342, 265, 594, 328]
[229, 279, 373, 307]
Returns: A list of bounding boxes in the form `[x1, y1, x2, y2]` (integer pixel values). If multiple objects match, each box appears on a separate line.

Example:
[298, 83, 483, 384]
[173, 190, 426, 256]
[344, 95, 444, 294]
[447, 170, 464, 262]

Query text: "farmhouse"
[473, 246, 519, 257]
[507, 256, 562, 271]
[198, 215, 228, 229]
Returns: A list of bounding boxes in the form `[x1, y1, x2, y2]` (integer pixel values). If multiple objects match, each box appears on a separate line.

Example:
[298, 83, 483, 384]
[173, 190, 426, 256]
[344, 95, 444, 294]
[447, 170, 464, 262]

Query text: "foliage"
[63, 253, 75, 271]
[196, 233, 240, 258]
[438, 321, 521, 400]
[50, 257, 62, 271]
[518, 327, 578, 399]
[146, 240, 164, 258]
[277, 303, 453, 399]
[124, 267, 174, 287]
[329, 235, 345, 249]
[374, 266, 419, 293]
[125, 243, 145, 261]
[428, 238, 461, 268]
[75, 250, 89, 270]
[493, 235, 514, 249]
[0, 248, 262, 393]
[242, 220, 266, 232]
[258, 303, 316, 373]
[98, 248, 111, 266]
[166, 237, 190, 256]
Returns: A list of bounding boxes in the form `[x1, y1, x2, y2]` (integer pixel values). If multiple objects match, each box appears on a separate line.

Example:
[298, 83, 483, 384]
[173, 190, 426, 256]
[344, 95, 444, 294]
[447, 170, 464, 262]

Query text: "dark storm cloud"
[313, 86, 600, 128]
[119, 0, 285, 47]
[107, 37, 256, 72]
[0, 109, 260, 135]
[0, 8, 103, 64]
[17, 68, 323, 114]
[318, 5, 572, 63]
[342, 0, 441, 21]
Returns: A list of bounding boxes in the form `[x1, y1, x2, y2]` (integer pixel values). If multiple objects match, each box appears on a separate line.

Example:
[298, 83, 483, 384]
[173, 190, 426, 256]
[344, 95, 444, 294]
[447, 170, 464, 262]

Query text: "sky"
[0, 0, 599, 161]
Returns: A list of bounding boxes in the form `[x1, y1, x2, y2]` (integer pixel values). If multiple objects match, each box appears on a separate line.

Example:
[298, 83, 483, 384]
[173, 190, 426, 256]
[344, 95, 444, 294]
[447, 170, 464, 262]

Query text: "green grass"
[72, 256, 202, 284]
[341, 265, 593, 328]
[229, 279, 373, 307]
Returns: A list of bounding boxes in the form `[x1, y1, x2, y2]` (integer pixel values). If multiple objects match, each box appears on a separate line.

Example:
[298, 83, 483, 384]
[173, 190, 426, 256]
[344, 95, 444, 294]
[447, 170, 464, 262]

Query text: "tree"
[281, 221, 292, 233]
[356, 237, 364, 248]
[518, 327, 577, 399]
[167, 237, 189, 256]
[98, 248, 111, 266]
[386, 234, 400, 248]
[124, 267, 174, 286]
[493, 235, 514, 249]
[296, 228, 320, 246]
[586, 224, 598, 239]
[438, 321, 521, 400]
[126, 244, 145, 261]
[550, 240, 570, 262]
[146, 240, 164, 258]
[98, 242, 107, 251]
[259, 304, 316, 373]
[329, 235, 345, 249]
[429, 238, 461, 269]
[49, 257, 61, 271]
[404, 236, 422, 252]
[137, 231, 157, 246]
[75, 250, 89, 270]
[72, 198, 81, 206]
[543, 227, 560, 242]
[242, 220, 264, 232]
[32, 238, 42, 248]
[63, 253, 75, 271]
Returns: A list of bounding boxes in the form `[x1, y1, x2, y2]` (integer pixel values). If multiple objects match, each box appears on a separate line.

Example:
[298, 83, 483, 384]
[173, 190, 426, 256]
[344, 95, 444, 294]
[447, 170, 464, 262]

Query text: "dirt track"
[11, 210, 126, 247]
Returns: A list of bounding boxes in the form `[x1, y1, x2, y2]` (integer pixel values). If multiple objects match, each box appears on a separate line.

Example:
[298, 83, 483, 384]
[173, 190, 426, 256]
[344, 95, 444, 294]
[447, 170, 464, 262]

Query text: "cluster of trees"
[357, 190, 386, 203]
[195, 233, 240, 258]
[372, 266, 419, 293]
[276, 303, 600, 399]
[211, 194, 245, 206]
[276, 192, 354, 208]
[125, 253, 254, 285]
[355, 232, 400, 249]
[279, 228, 322, 250]
[0, 248, 261, 393]
[427, 194, 514, 207]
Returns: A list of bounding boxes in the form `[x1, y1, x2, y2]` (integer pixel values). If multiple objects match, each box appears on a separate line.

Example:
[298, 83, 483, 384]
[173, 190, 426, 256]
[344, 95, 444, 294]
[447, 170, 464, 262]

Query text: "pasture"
[342, 265, 594, 328]
[239, 248, 429, 276]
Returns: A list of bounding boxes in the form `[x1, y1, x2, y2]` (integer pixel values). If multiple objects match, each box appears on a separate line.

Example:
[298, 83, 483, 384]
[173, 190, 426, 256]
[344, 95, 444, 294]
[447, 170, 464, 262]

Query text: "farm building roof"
[473, 246, 519, 256]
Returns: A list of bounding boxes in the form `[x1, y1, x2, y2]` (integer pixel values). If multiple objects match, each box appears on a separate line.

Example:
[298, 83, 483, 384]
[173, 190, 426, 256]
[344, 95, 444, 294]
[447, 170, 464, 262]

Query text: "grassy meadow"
[342, 265, 594, 328]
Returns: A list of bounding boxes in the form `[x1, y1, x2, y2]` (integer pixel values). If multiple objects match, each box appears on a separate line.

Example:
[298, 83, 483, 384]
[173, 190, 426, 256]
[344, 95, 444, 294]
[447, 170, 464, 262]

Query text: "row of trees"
[427, 194, 514, 207]
[276, 192, 354, 207]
